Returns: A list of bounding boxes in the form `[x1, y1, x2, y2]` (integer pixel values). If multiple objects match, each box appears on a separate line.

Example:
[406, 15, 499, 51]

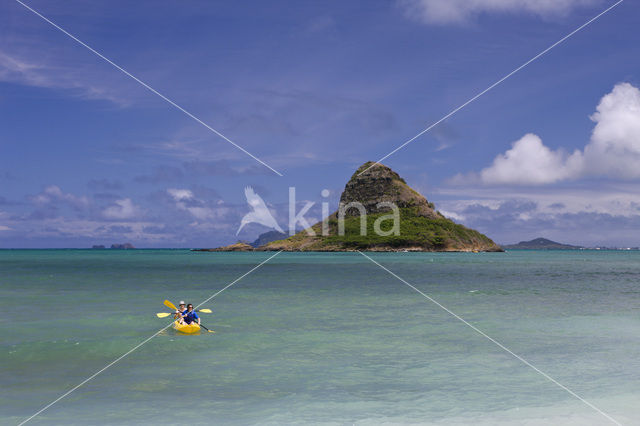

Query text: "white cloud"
[432, 183, 640, 246]
[583, 82, 640, 179]
[437, 183, 640, 217]
[167, 188, 194, 201]
[0, 225, 11, 231]
[167, 188, 224, 220]
[31, 185, 89, 209]
[478, 133, 583, 184]
[400, 0, 600, 25]
[0, 51, 130, 105]
[183, 206, 216, 220]
[457, 83, 640, 185]
[12, 217, 172, 242]
[102, 198, 139, 220]
[438, 210, 466, 222]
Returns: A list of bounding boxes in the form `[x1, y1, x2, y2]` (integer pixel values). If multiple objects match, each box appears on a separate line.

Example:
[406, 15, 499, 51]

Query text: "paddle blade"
[156, 312, 172, 318]
[164, 299, 177, 311]
[198, 309, 212, 313]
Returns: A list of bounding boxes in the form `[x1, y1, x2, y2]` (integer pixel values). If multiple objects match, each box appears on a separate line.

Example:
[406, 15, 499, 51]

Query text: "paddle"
[198, 323, 214, 333]
[163, 300, 212, 314]
[156, 309, 212, 318]
[163, 299, 178, 311]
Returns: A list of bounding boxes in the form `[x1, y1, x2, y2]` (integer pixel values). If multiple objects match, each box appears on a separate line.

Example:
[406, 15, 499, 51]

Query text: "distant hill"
[502, 238, 582, 250]
[251, 231, 287, 248]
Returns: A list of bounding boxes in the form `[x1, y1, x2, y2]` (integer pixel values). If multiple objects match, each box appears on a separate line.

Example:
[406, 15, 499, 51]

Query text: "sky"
[1, 0, 640, 248]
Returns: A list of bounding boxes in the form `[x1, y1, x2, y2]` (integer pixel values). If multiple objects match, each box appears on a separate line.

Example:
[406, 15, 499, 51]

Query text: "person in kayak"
[174, 301, 187, 322]
[181, 303, 200, 326]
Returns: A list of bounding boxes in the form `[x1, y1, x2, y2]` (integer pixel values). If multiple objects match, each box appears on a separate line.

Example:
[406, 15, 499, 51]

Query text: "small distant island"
[91, 243, 135, 249]
[502, 238, 640, 251]
[198, 161, 502, 252]
[192, 232, 287, 252]
[502, 238, 581, 250]
[111, 243, 135, 249]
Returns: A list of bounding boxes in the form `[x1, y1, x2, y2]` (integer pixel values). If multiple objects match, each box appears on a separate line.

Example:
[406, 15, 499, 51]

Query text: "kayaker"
[174, 301, 187, 323]
[182, 303, 200, 326]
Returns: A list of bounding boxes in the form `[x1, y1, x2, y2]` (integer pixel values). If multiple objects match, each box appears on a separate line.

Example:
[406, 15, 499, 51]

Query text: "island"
[502, 238, 582, 250]
[206, 162, 502, 252]
[110, 243, 135, 249]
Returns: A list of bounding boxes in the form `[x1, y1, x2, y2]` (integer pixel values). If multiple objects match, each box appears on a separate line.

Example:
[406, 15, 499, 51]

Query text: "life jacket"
[184, 311, 198, 324]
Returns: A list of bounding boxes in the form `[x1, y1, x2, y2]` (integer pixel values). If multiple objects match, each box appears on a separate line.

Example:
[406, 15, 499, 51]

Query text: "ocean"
[1, 250, 639, 425]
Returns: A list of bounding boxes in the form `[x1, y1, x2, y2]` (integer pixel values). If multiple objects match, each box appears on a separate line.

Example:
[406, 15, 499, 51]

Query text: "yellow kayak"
[172, 320, 200, 334]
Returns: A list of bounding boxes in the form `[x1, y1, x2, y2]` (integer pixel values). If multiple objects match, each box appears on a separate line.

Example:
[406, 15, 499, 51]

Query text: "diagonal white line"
[13, 0, 283, 177]
[359, 0, 625, 176]
[357, 251, 622, 426]
[18, 251, 282, 425]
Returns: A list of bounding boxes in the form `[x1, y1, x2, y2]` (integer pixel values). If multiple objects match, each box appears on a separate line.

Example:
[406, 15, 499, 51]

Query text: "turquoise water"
[1, 250, 639, 425]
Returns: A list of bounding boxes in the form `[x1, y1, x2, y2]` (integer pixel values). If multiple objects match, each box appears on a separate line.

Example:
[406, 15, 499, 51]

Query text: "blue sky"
[1, 0, 640, 248]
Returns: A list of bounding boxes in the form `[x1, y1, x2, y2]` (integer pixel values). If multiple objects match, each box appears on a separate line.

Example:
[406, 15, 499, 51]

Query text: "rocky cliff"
[339, 162, 440, 219]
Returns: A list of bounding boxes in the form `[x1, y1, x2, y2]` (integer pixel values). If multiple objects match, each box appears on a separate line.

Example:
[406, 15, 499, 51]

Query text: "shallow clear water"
[1, 250, 639, 425]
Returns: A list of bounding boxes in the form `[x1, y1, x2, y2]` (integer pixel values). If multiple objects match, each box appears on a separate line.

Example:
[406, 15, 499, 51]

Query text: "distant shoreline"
[1, 247, 639, 251]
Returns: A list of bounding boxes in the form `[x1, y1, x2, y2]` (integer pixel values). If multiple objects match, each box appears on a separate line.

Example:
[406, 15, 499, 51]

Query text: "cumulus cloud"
[478, 133, 583, 184]
[434, 188, 640, 247]
[456, 83, 640, 185]
[583, 82, 640, 178]
[102, 198, 140, 220]
[167, 188, 224, 221]
[167, 188, 194, 202]
[399, 0, 600, 25]
[439, 183, 640, 218]
[31, 185, 89, 210]
[438, 210, 466, 222]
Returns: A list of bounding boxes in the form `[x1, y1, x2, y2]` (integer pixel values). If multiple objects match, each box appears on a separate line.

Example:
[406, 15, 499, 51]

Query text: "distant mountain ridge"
[502, 238, 582, 250]
[250, 231, 287, 248]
